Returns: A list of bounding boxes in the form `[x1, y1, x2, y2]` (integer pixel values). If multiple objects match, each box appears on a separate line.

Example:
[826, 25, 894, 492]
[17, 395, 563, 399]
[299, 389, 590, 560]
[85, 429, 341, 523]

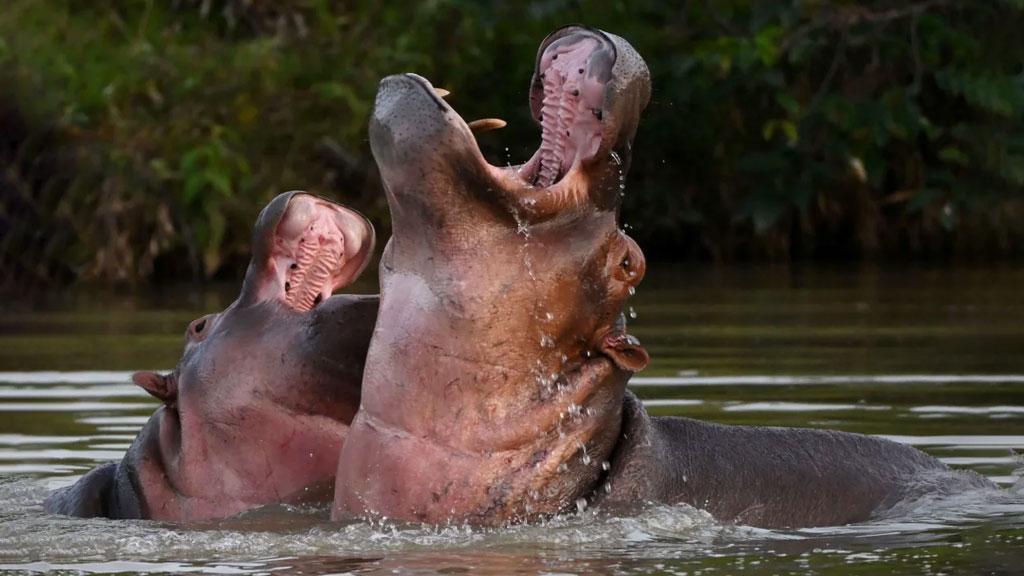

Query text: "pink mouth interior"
[272, 197, 348, 312]
[520, 36, 608, 188]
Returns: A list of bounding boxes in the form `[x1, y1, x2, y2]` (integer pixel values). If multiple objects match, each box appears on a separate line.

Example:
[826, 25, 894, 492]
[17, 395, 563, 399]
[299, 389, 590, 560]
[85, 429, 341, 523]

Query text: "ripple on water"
[1, 371, 1023, 574]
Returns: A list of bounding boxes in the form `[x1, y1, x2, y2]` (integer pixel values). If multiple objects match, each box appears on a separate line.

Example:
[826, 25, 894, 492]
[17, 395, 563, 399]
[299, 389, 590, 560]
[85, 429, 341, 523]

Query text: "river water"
[0, 264, 1022, 575]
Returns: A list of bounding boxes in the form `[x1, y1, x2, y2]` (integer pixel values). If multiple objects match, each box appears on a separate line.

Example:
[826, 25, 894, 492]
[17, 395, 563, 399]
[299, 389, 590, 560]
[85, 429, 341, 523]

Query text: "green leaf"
[938, 146, 970, 167]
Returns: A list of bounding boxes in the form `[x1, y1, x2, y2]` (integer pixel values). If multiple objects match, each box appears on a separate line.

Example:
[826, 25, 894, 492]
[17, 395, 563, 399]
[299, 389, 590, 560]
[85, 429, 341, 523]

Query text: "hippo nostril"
[187, 313, 217, 342]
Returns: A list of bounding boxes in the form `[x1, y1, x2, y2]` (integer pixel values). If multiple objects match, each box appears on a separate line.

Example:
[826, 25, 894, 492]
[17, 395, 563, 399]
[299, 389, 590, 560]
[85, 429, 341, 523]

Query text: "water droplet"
[628, 286, 636, 296]
[540, 335, 555, 348]
[628, 306, 637, 319]
[601, 461, 611, 471]
[557, 463, 568, 473]
[603, 482, 612, 493]
[610, 151, 622, 166]
[544, 311, 554, 322]
[575, 498, 588, 513]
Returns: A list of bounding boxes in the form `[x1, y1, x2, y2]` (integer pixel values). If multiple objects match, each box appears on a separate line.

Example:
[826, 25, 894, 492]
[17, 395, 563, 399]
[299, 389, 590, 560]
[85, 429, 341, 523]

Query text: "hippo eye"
[621, 257, 630, 269]
[194, 319, 206, 333]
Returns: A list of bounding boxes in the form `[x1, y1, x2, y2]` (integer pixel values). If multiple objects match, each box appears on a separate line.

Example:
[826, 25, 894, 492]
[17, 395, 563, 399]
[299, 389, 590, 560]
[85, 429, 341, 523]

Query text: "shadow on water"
[0, 264, 1023, 574]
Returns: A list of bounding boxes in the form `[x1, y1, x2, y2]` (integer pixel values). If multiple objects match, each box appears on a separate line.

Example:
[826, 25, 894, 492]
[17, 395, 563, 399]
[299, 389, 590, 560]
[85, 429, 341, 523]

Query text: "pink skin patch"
[273, 197, 348, 312]
[532, 37, 606, 187]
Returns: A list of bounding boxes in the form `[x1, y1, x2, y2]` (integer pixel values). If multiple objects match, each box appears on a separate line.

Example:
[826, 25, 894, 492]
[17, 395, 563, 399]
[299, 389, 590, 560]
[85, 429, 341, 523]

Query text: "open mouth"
[520, 30, 614, 188]
[271, 194, 374, 312]
[407, 27, 616, 192]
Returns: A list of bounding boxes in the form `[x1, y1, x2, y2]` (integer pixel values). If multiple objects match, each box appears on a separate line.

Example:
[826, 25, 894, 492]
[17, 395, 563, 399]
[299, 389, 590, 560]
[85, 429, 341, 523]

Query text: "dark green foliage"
[2, 1, 1023, 288]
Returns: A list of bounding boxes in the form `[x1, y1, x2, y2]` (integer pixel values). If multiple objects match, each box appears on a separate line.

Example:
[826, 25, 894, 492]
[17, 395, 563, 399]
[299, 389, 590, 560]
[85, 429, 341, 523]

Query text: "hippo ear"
[240, 191, 376, 310]
[600, 331, 650, 372]
[132, 371, 175, 403]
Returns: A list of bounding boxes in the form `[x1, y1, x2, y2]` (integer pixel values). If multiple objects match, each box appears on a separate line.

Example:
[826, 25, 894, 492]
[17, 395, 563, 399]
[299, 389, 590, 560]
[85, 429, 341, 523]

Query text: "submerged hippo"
[334, 25, 994, 528]
[45, 191, 377, 521]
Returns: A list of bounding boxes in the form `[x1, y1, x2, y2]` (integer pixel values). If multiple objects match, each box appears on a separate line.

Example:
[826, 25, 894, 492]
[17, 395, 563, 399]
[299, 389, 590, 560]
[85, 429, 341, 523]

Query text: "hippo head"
[128, 191, 377, 521]
[369, 24, 651, 374]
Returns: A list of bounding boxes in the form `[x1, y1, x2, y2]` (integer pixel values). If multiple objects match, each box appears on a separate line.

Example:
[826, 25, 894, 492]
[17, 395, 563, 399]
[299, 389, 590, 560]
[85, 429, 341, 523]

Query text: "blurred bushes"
[1, 0, 1023, 289]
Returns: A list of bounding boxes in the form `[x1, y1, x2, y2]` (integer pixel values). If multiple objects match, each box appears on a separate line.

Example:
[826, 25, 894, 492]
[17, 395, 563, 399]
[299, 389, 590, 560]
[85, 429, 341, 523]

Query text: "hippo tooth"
[468, 118, 507, 133]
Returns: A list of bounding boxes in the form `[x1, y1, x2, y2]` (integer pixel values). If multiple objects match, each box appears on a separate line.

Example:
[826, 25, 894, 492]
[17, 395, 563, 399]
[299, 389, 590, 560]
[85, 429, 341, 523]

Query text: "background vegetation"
[2, 0, 1024, 290]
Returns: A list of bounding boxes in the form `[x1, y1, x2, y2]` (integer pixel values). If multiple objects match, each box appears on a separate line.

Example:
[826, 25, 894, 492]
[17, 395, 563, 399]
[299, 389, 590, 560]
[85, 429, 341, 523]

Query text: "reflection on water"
[0, 265, 1023, 574]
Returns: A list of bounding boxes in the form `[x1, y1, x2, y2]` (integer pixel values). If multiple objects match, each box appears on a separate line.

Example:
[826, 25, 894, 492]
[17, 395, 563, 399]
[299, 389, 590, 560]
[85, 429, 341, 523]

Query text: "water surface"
[1, 265, 1022, 574]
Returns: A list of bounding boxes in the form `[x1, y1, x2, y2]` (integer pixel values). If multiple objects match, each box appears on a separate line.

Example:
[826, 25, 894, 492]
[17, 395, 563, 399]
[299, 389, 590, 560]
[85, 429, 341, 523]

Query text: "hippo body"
[45, 192, 378, 521]
[332, 25, 995, 528]
[597, 392, 996, 528]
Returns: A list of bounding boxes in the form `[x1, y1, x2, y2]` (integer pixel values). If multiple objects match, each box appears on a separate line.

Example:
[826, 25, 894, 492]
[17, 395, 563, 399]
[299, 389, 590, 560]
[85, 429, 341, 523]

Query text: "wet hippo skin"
[333, 25, 996, 529]
[44, 191, 378, 521]
[596, 391, 995, 528]
[333, 25, 653, 526]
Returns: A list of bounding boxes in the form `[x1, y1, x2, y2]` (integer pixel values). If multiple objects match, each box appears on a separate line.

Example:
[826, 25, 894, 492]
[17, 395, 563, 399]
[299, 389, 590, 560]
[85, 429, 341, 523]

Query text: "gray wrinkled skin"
[595, 391, 997, 528]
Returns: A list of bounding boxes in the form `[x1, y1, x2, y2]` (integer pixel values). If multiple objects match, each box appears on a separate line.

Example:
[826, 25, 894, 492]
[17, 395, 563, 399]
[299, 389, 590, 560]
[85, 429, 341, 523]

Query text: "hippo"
[333, 25, 651, 525]
[44, 191, 378, 521]
[333, 25, 995, 528]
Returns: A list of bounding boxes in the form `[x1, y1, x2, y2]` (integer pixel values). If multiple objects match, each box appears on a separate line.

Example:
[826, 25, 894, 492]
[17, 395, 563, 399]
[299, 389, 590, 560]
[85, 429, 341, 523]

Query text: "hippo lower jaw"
[258, 193, 375, 312]
[391, 27, 630, 220]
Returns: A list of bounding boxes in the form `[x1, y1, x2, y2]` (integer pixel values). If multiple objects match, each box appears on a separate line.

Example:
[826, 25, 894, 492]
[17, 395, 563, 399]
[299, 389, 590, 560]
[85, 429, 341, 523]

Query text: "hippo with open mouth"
[44, 191, 377, 521]
[333, 25, 651, 525]
[333, 25, 995, 528]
